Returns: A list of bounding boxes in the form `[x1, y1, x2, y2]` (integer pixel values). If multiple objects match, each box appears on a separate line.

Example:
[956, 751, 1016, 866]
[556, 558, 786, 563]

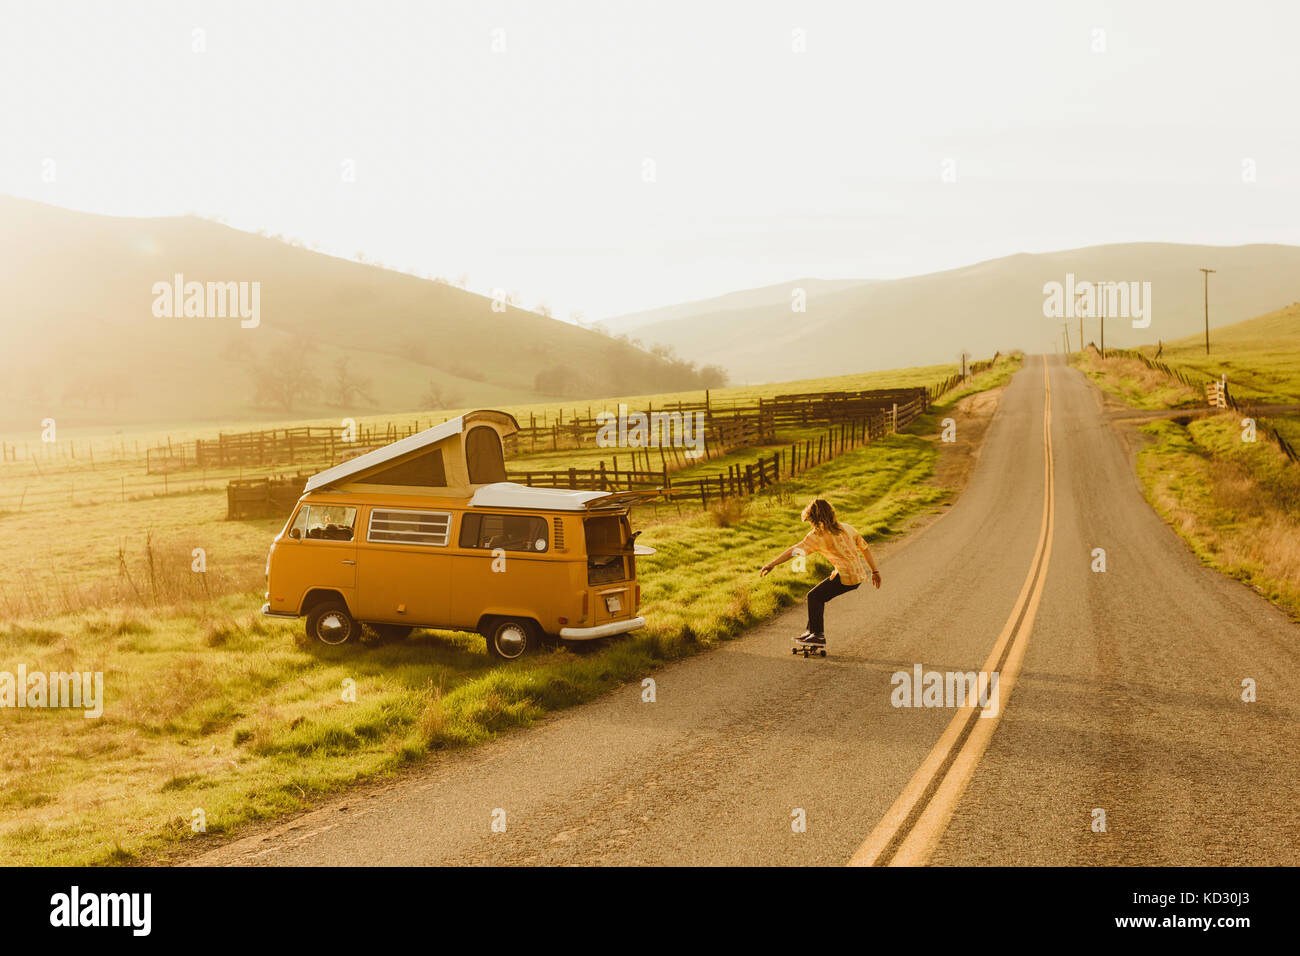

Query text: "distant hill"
[598, 278, 869, 336]
[0, 197, 722, 431]
[603, 244, 1300, 384]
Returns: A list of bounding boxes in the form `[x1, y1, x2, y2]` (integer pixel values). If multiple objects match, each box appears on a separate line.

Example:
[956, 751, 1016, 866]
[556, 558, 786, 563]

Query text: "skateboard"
[792, 637, 827, 658]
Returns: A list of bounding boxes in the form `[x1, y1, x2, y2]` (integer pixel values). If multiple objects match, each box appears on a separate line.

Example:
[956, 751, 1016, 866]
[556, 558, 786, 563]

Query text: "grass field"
[1136, 301, 1300, 404]
[0, 362, 967, 617]
[1073, 349, 1203, 409]
[1072, 303, 1300, 627]
[0, 354, 1021, 866]
[1137, 415, 1300, 620]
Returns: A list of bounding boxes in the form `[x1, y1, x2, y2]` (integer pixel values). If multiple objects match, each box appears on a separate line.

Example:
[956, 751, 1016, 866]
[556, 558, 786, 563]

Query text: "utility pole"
[1063, 323, 1072, 356]
[1075, 289, 1086, 355]
[1200, 267, 1216, 355]
[1099, 283, 1106, 359]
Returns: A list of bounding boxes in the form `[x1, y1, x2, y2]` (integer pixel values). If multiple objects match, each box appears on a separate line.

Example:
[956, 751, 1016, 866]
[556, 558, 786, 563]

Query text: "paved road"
[193, 355, 1300, 866]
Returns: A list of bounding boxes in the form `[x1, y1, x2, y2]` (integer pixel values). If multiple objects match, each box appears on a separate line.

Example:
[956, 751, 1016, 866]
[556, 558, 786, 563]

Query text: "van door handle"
[342, 559, 356, 565]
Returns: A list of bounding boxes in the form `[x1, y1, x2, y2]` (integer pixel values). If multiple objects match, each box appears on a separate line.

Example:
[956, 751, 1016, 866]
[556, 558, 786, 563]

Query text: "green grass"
[1135, 302, 1300, 404]
[1075, 303, 1300, 619]
[1071, 349, 1203, 409]
[0, 362, 973, 616]
[0, 433, 937, 866]
[1136, 415, 1300, 619]
[0, 353, 1022, 866]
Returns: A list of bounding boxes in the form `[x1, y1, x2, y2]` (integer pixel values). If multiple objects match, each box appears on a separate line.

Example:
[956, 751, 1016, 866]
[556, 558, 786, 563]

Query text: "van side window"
[368, 508, 452, 546]
[459, 513, 549, 552]
[300, 505, 357, 541]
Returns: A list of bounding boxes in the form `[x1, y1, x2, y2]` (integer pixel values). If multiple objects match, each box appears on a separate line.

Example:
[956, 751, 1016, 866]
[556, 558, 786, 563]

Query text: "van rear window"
[584, 515, 630, 585]
[367, 509, 452, 546]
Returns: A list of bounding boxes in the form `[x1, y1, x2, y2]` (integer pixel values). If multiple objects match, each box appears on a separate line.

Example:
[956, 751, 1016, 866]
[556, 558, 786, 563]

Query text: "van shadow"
[295, 626, 497, 684]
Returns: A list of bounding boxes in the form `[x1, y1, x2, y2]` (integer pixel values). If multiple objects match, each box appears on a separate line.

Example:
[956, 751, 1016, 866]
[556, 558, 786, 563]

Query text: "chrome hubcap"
[496, 624, 527, 658]
[318, 612, 351, 645]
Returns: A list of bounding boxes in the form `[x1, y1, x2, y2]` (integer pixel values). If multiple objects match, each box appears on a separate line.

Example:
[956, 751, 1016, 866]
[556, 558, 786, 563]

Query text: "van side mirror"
[289, 528, 302, 540]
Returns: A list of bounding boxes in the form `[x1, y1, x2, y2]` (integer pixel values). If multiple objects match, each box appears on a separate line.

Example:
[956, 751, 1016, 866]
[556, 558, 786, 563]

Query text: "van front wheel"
[484, 618, 535, 662]
[307, 601, 358, 646]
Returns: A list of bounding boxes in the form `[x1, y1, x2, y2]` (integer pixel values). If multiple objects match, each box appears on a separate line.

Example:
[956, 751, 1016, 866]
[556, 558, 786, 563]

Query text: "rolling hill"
[1153, 301, 1300, 403]
[602, 244, 1300, 384]
[597, 278, 869, 336]
[0, 196, 721, 431]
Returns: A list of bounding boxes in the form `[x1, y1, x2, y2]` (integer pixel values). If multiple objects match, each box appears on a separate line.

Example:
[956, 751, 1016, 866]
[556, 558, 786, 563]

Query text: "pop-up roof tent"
[303, 409, 660, 514]
[303, 410, 520, 496]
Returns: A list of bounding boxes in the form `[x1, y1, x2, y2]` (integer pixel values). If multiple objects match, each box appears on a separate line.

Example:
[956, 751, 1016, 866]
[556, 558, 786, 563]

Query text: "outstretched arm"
[759, 543, 802, 577]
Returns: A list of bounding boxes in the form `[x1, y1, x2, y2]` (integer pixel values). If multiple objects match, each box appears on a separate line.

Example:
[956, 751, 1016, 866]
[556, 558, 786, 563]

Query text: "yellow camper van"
[262, 410, 649, 660]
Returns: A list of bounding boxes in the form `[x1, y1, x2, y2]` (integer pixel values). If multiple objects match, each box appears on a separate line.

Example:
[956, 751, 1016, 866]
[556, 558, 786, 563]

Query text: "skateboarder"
[759, 498, 881, 650]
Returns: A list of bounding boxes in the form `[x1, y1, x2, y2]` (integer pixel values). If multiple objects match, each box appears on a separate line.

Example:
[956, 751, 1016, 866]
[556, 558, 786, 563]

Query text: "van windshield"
[289, 505, 357, 541]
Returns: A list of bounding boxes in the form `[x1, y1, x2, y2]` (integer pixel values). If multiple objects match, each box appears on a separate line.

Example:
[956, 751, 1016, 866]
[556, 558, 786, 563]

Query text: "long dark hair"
[801, 498, 841, 535]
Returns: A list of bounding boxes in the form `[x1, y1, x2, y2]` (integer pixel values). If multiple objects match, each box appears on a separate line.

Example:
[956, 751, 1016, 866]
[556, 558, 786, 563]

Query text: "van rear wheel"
[307, 601, 358, 646]
[484, 618, 535, 661]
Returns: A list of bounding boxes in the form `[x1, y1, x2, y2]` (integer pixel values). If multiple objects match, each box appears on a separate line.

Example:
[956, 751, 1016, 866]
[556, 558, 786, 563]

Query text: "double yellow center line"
[849, 356, 1056, 867]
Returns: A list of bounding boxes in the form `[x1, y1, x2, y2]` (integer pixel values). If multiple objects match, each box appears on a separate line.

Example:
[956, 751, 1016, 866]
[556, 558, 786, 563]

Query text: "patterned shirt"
[797, 522, 873, 585]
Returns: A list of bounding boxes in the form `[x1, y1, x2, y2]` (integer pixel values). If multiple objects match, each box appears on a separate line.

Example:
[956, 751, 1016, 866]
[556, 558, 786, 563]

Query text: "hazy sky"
[3, 0, 1298, 319]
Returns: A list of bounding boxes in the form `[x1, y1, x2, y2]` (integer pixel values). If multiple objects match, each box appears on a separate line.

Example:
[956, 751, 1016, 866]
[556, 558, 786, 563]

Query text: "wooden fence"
[181, 377, 981, 476]
[509, 406, 926, 507]
[223, 362, 985, 517]
[226, 473, 312, 519]
[151, 420, 436, 475]
[1103, 347, 1299, 465]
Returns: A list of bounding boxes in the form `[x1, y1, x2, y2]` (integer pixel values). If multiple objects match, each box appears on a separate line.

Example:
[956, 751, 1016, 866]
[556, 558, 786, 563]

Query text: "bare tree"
[419, 381, 463, 410]
[698, 364, 728, 388]
[248, 342, 318, 412]
[329, 356, 376, 407]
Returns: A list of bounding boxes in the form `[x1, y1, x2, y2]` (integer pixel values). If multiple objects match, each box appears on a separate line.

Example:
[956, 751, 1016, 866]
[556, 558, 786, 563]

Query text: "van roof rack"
[466, 482, 656, 512]
[469, 482, 609, 511]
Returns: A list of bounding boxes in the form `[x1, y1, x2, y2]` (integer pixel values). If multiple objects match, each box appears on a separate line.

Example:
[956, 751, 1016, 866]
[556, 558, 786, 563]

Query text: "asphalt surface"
[193, 355, 1300, 866]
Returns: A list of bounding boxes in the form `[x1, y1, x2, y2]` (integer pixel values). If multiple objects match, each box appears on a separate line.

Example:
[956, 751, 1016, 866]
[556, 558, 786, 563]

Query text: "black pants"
[806, 574, 860, 634]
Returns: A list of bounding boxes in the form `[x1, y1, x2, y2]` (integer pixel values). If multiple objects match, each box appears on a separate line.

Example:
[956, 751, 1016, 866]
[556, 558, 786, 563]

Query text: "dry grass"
[0, 531, 265, 620]
[1073, 351, 1202, 409]
[707, 497, 748, 527]
[1139, 416, 1300, 618]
